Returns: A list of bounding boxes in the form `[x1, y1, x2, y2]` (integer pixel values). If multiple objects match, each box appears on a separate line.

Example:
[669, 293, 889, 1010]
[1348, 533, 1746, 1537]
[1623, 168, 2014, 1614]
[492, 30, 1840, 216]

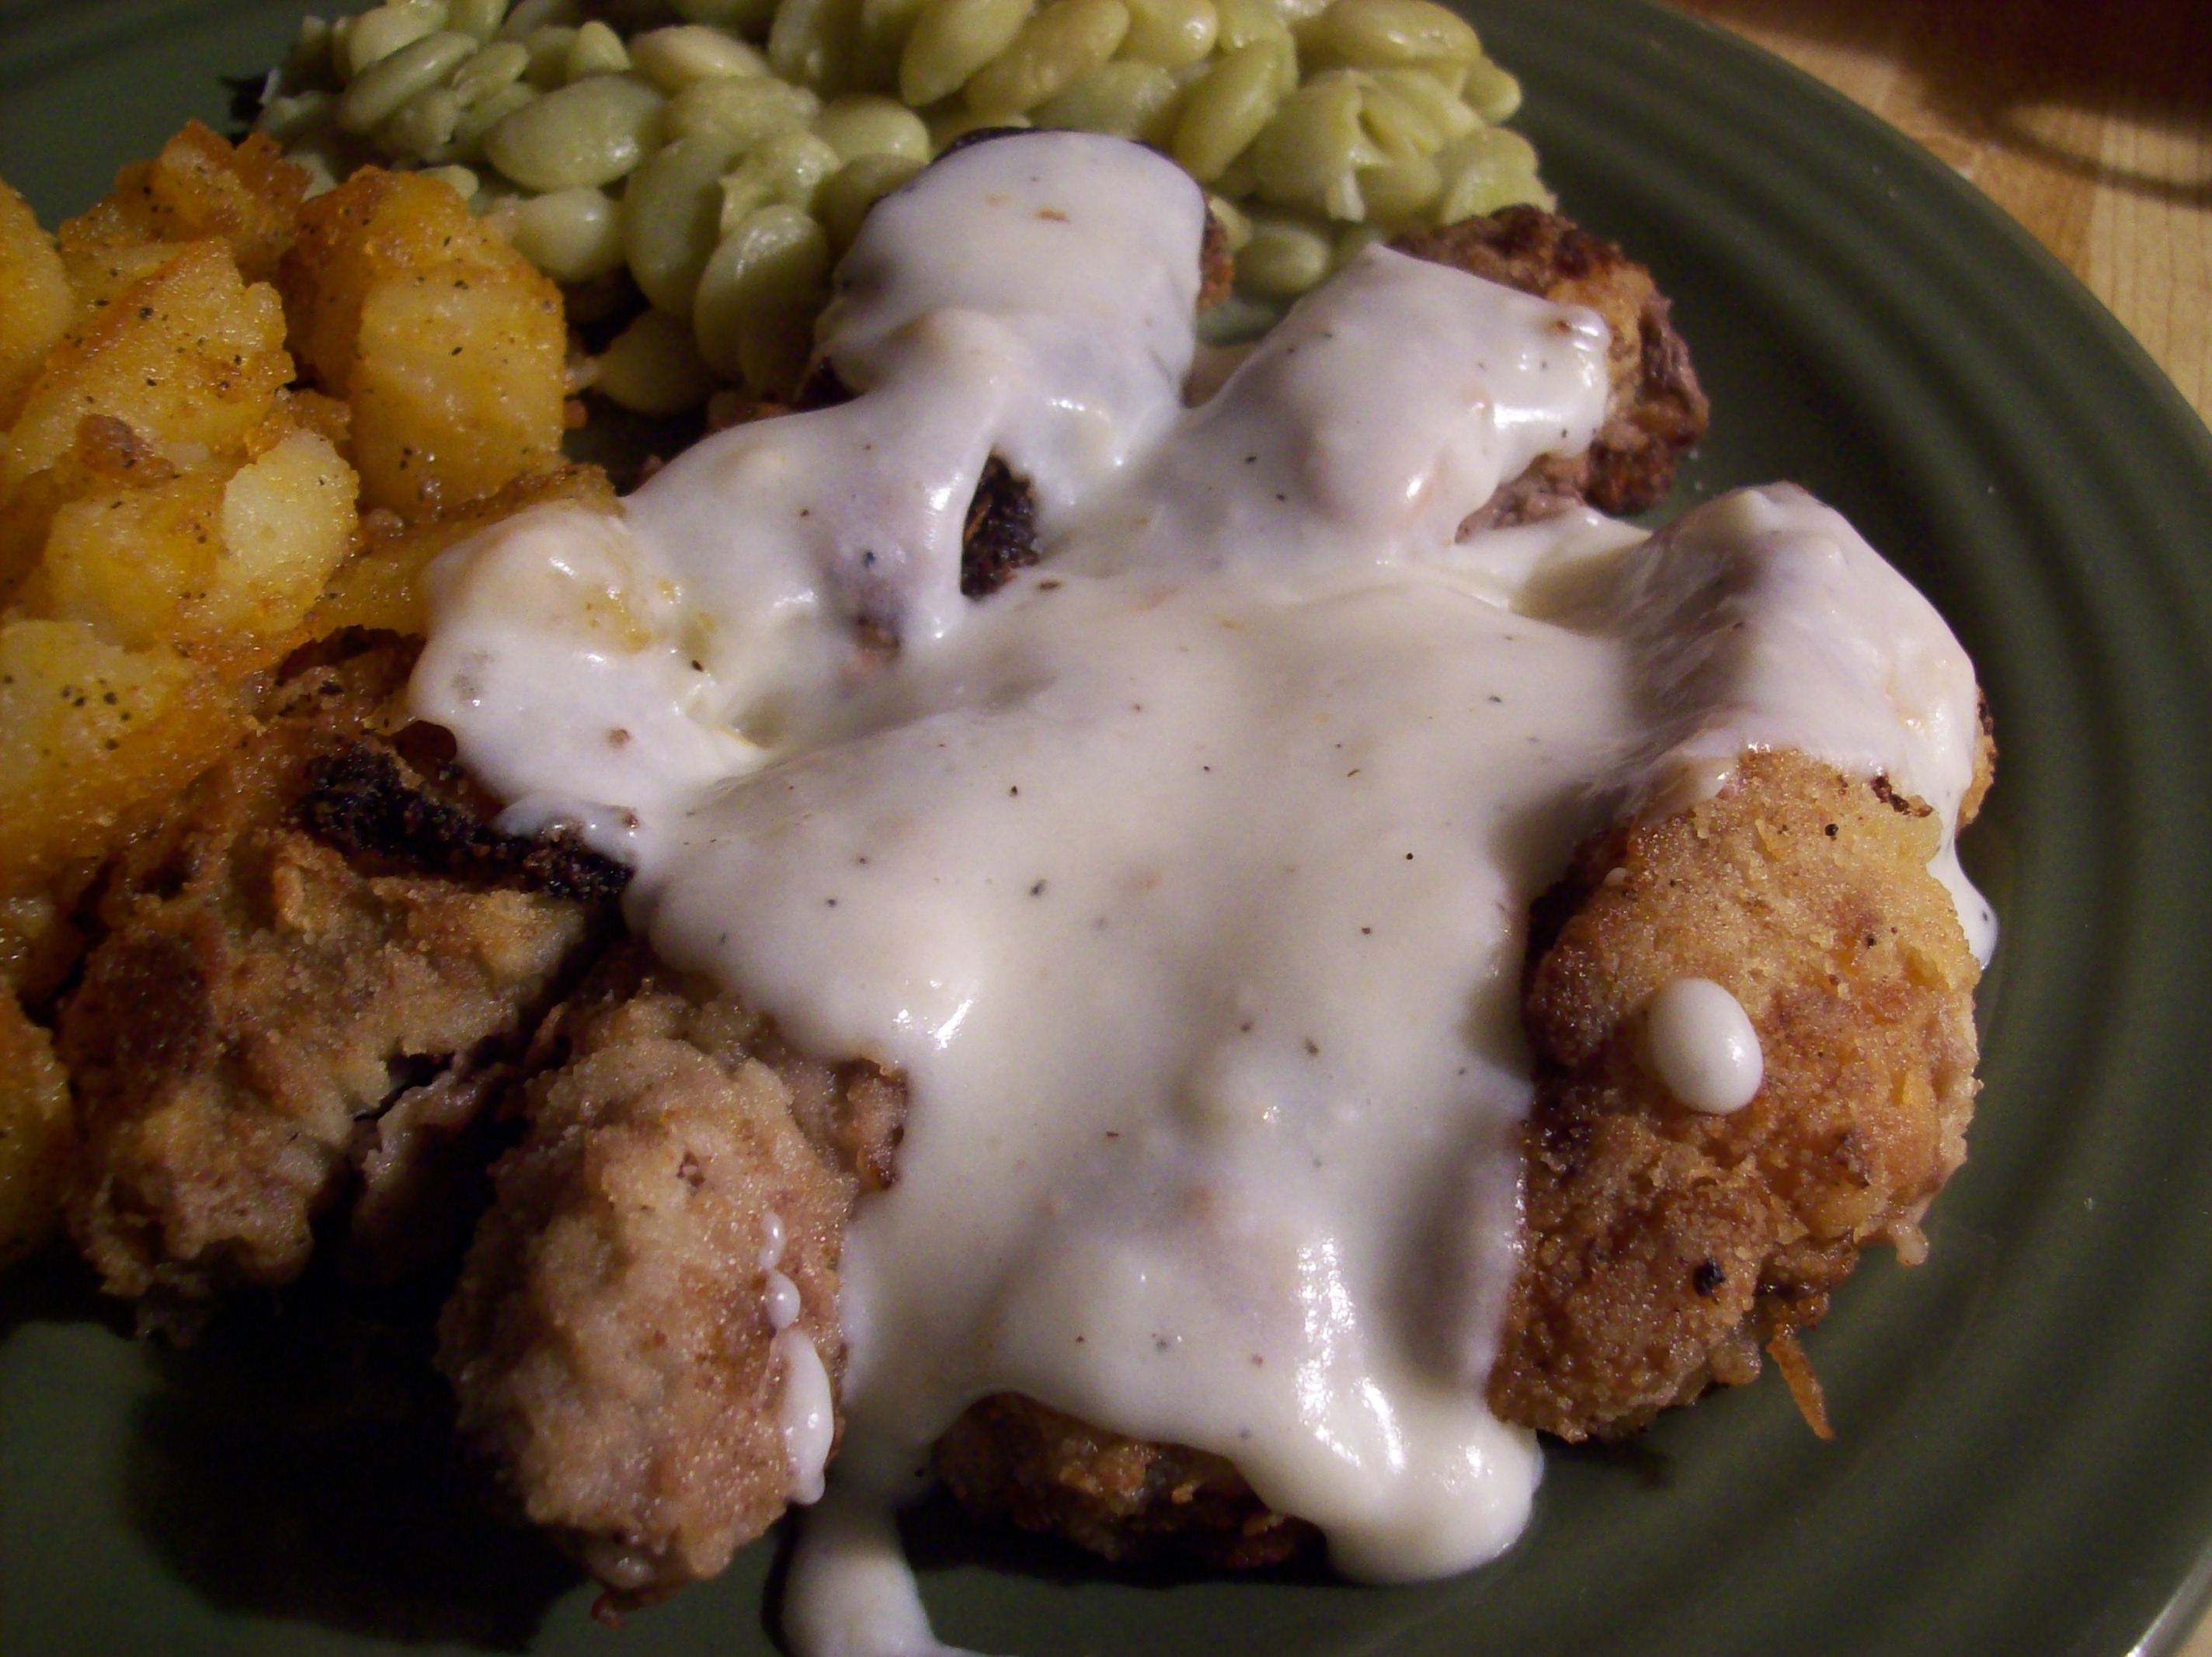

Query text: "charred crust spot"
[301, 741, 631, 904]
[1869, 775, 1932, 818]
[962, 456, 1041, 598]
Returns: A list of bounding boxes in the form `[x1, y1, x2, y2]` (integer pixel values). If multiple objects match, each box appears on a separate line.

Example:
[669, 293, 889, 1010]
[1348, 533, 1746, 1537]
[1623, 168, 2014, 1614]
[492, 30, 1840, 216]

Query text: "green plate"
[8, 2, 2212, 1652]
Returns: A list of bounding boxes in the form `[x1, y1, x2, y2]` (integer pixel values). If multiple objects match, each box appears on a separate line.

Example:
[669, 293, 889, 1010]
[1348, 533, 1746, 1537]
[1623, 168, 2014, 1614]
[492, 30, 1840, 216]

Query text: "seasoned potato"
[0, 988, 71, 1269]
[74, 123, 308, 286]
[23, 426, 356, 662]
[0, 183, 71, 429]
[0, 618, 234, 892]
[2, 239, 292, 498]
[282, 169, 566, 516]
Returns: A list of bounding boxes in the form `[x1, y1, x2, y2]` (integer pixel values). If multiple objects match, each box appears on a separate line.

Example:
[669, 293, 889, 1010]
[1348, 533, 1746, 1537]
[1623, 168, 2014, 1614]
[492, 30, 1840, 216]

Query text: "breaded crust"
[437, 943, 904, 1602]
[941, 743, 1990, 1558]
[1490, 747, 1988, 1439]
[936, 1393, 1317, 1568]
[60, 641, 622, 1308]
[1395, 204, 1710, 521]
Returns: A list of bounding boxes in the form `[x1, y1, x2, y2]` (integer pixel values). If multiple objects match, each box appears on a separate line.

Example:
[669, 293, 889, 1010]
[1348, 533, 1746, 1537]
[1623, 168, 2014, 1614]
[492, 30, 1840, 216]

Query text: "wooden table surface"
[1661, 0, 2212, 429]
[1659, 5, 2212, 1648]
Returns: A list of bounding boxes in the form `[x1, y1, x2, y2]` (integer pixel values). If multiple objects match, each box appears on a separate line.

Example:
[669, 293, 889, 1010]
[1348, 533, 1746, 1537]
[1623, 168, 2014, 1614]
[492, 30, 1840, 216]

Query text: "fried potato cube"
[0, 988, 71, 1270]
[27, 428, 356, 659]
[282, 169, 565, 517]
[61, 123, 308, 287]
[2, 240, 290, 498]
[0, 182, 72, 429]
[32, 464, 231, 650]
[350, 262, 569, 516]
[208, 429, 360, 640]
[0, 618, 235, 890]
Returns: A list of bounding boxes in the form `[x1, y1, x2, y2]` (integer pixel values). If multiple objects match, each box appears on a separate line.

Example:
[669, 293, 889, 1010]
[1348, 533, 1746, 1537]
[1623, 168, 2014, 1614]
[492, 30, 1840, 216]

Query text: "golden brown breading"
[936, 1393, 1316, 1568]
[1395, 204, 1709, 520]
[437, 944, 903, 1601]
[59, 642, 617, 1306]
[941, 744, 1990, 1557]
[1489, 747, 1988, 1440]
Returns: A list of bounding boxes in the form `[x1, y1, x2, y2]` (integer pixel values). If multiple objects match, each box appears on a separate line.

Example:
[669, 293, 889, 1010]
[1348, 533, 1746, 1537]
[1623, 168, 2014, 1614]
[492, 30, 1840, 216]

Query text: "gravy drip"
[412, 132, 1989, 1656]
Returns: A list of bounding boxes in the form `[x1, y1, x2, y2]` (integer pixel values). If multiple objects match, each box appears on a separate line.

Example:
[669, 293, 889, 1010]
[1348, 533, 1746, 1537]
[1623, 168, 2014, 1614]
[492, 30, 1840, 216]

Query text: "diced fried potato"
[53, 208, 179, 315]
[210, 429, 359, 637]
[350, 260, 568, 515]
[282, 169, 565, 516]
[30, 464, 231, 651]
[19, 422, 356, 665]
[0, 988, 71, 1270]
[57, 125, 307, 304]
[0, 618, 238, 890]
[63, 123, 309, 287]
[282, 169, 491, 398]
[277, 387, 354, 457]
[4, 415, 192, 609]
[2, 241, 290, 498]
[0, 182, 72, 429]
[311, 461, 616, 637]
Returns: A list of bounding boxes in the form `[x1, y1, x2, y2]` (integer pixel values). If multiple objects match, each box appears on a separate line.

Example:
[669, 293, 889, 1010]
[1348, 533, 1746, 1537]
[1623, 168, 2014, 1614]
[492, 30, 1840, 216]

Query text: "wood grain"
[1660, 0, 2212, 424]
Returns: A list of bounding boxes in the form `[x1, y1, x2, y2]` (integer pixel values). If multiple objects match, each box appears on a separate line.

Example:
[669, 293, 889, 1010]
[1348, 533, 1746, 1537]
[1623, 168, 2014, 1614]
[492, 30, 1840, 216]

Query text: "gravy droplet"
[1643, 978, 1764, 1114]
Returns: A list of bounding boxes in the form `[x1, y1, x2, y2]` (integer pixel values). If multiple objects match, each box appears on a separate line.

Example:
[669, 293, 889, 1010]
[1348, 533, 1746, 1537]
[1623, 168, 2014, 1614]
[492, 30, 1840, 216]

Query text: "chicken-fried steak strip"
[437, 943, 903, 1601]
[932, 742, 1988, 1561]
[61, 641, 627, 1308]
[1396, 203, 1709, 523]
[1490, 744, 1990, 1440]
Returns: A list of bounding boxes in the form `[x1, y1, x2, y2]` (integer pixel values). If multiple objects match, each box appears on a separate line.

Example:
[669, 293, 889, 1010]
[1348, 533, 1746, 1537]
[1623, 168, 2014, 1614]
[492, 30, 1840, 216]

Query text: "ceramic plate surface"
[6, 1, 2212, 1652]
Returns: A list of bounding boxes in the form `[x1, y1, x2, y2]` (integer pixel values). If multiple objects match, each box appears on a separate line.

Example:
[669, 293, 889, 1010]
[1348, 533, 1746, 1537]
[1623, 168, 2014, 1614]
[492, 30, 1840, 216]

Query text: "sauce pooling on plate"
[413, 132, 1989, 1656]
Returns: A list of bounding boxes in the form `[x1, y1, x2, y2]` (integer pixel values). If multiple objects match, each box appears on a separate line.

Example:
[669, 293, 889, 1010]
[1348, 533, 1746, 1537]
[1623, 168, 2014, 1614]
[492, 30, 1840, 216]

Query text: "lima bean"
[964, 0, 1129, 114]
[1118, 0, 1216, 68]
[510, 186, 628, 281]
[900, 0, 1032, 106]
[770, 0, 864, 92]
[342, 1, 450, 79]
[624, 131, 752, 314]
[1170, 40, 1285, 181]
[1032, 60, 1183, 142]
[1236, 207, 1330, 293]
[811, 95, 931, 162]
[596, 309, 719, 413]
[816, 151, 925, 248]
[566, 20, 632, 78]
[376, 85, 464, 158]
[719, 130, 843, 229]
[449, 0, 510, 40]
[485, 71, 667, 189]
[451, 39, 530, 104]
[693, 204, 833, 394]
[667, 75, 819, 144]
[438, 78, 537, 162]
[1249, 73, 1378, 218]
[631, 26, 773, 92]
[339, 30, 478, 134]
[496, 0, 581, 36]
[1459, 55, 1519, 123]
[674, 0, 781, 34]
[1298, 0, 1479, 70]
[1353, 148, 1437, 223]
